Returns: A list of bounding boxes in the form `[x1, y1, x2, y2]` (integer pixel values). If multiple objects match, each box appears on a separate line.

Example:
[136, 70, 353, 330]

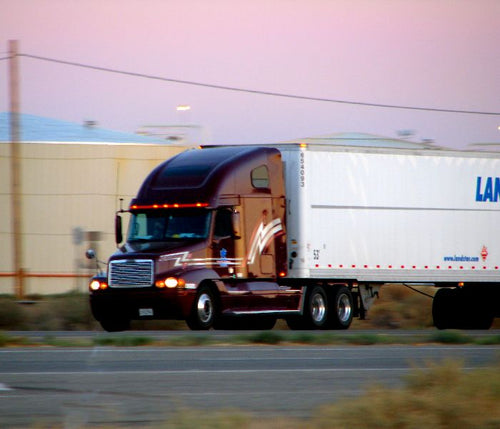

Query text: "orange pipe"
[0, 272, 91, 278]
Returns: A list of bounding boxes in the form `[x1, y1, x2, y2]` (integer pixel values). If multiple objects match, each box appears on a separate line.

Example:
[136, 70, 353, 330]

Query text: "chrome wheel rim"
[197, 293, 213, 324]
[311, 292, 326, 323]
[337, 293, 352, 323]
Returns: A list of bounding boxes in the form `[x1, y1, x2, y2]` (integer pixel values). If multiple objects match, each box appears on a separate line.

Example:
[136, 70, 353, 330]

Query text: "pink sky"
[1, 0, 499, 148]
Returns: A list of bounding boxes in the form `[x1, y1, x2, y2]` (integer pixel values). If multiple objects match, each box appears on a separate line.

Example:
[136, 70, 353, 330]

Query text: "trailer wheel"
[99, 318, 130, 332]
[186, 286, 217, 330]
[328, 286, 353, 329]
[433, 287, 494, 330]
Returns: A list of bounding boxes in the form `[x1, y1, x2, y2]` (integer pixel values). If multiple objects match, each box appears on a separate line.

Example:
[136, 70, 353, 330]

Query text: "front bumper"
[90, 287, 195, 321]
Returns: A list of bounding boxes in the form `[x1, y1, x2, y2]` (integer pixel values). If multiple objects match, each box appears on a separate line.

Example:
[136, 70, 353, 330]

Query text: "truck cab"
[89, 146, 298, 331]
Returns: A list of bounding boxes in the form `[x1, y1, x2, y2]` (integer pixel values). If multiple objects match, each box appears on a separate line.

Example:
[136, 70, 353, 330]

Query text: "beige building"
[1, 113, 187, 295]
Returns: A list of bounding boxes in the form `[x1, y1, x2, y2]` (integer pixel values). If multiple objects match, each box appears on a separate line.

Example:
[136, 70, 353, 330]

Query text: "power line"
[12, 53, 500, 116]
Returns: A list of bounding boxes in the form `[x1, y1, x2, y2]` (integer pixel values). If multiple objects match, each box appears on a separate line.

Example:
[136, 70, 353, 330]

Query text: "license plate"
[139, 308, 154, 317]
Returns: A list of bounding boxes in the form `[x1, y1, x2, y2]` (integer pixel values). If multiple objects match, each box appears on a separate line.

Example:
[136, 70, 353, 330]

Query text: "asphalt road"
[0, 338, 499, 427]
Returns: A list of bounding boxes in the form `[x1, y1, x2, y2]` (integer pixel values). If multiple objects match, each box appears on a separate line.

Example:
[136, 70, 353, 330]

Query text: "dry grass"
[135, 360, 500, 429]
[309, 359, 500, 429]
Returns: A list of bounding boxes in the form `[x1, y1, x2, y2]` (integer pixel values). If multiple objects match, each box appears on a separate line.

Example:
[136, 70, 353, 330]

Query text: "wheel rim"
[311, 291, 326, 323]
[197, 292, 213, 324]
[337, 293, 352, 323]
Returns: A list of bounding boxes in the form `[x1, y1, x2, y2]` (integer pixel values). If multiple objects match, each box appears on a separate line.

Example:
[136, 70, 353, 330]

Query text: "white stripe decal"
[159, 252, 242, 267]
[247, 218, 283, 264]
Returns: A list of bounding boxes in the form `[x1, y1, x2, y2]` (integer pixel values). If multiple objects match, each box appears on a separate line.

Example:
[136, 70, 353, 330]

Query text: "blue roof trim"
[0, 112, 168, 144]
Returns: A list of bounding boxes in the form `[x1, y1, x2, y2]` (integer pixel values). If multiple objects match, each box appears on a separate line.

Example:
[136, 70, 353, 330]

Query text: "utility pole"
[9, 40, 24, 299]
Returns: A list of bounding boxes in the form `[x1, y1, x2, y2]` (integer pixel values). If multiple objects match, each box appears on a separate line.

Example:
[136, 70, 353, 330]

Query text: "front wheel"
[186, 286, 217, 330]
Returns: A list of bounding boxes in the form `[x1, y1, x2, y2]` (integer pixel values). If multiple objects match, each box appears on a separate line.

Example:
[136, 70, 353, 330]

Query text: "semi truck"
[88, 142, 500, 331]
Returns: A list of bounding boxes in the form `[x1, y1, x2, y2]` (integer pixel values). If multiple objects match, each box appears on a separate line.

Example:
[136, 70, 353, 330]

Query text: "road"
[0, 336, 499, 427]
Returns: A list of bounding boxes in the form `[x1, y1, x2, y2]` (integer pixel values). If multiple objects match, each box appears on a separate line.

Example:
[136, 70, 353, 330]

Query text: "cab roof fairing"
[130, 146, 282, 209]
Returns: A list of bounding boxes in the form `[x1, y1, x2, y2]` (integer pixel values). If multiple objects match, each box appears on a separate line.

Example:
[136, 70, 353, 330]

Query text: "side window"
[132, 213, 148, 237]
[251, 165, 269, 189]
[214, 209, 233, 239]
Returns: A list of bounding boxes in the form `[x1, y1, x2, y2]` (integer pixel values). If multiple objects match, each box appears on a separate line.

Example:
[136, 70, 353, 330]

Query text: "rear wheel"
[328, 286, 353, 329]
[433, 287, 494, 330]
[287, 286, 329, 330]
[309, 286, 329, 328]
[186, 286, 217, 330]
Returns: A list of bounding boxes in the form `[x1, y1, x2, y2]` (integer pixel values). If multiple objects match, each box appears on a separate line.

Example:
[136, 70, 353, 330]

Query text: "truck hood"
[110, 240, 211, 276]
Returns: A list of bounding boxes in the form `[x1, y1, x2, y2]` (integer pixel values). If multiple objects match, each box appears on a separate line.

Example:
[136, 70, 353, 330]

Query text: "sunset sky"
[1, 0, 499, 149]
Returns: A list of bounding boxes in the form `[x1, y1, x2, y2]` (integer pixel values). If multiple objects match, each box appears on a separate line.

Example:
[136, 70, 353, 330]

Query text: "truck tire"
[186, 286, 217, 330]
[433, 287, 494, 330]
[99, 318, 130, 332]
[328, 286, 353, 329]
[307, 286, 329, 328]
[287, 286, 329, 330]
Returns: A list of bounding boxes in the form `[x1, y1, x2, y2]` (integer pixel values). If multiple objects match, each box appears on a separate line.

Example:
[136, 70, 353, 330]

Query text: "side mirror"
[85, 249, 96, 260]
[115, 214, 123, 245]
[232, 210, 241, 239]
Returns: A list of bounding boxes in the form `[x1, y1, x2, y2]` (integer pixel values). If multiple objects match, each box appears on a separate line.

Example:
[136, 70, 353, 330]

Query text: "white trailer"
[280, 143, 500, 328]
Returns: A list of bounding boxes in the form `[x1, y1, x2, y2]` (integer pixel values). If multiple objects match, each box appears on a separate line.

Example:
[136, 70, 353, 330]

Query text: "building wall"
[1, 142, 186, 295]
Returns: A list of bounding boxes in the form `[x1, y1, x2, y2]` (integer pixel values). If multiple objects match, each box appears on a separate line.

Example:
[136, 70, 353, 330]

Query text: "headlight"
[155, 277, 185, 289]
[89, 279, 108, 291]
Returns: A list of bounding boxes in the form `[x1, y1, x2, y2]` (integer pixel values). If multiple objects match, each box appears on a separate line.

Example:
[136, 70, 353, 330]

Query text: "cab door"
[211, 208, 237, 277]
[211, 208, 251, 312]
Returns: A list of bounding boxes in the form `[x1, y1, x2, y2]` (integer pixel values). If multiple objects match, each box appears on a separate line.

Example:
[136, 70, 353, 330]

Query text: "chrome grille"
[109, 259, 154, 288]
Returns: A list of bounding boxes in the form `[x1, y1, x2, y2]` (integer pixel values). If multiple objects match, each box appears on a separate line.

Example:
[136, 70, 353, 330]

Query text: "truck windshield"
[127, 209, 212, 242]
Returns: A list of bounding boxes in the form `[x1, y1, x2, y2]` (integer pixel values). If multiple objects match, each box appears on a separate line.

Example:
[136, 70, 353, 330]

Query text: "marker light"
[130, 202, 209, 210]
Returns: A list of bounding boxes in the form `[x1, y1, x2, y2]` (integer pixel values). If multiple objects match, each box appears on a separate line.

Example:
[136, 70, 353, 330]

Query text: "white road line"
[0, 366, 484, 376]
[0, 345, 498, 354]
